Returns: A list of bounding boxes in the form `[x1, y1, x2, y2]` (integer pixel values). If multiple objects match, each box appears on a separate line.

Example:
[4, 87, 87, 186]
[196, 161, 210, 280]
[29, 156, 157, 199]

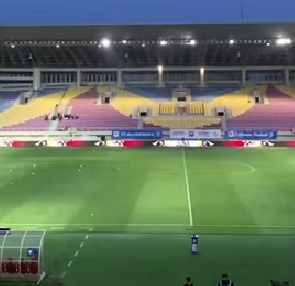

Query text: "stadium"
[0, 14, 295, 286]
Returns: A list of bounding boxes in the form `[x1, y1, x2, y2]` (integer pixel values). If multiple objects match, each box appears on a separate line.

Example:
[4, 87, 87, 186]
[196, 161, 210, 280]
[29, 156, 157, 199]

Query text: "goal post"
[0, 229, 46, 283]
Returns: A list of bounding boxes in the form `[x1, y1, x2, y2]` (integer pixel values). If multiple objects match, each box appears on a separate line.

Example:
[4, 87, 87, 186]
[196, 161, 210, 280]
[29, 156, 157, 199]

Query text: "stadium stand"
[1, 83, 295, 130]
[136, 86, 252, 129]
[3, 84, 294, 130]
[275, 85, 295, 98]
[123, 85, 173, 101]
[58, 87, 139, 129]
[190, 85, 241, 102]
[227, 86, 295, 129]
[205, 86, 254, 117]
[144, 117, 221, 129]
[0, 91, 20, 113]
[110, 87, 159, 117]
[159, 102, 177, 115]
[0, 86, 89, 130]
[189, 103, 205, 115]
[35, 86, 68, 98]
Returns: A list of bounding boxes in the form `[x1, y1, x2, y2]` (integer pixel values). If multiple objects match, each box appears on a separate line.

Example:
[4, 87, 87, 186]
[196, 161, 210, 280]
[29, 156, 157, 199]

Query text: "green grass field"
[0, 147, 294, 286]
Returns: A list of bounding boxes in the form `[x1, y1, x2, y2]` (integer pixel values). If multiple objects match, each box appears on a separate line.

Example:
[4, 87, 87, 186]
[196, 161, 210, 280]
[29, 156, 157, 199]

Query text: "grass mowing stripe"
[181, 148, 193, 226]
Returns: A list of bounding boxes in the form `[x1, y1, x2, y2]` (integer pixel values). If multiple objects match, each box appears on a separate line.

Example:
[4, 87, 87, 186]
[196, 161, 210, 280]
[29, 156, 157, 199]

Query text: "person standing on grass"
[219, 273, 234, 286]
[184, 277, 193, 286]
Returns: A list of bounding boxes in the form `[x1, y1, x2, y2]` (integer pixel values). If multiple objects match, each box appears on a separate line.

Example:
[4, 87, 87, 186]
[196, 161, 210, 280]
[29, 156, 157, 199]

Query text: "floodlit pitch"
[0, 148, 294, 286]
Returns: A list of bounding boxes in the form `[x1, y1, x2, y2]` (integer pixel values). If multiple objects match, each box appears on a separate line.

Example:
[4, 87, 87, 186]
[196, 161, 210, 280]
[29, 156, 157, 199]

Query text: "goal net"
[0, 229, 46, 283]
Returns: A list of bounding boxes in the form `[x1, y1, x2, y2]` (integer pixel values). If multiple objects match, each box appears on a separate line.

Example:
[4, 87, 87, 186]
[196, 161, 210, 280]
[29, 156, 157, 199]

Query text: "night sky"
[0, 0, 294, 26]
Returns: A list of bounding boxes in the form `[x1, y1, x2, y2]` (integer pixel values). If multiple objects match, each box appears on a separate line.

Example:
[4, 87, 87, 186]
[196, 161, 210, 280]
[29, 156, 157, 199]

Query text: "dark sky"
[0, 0, 294, 26]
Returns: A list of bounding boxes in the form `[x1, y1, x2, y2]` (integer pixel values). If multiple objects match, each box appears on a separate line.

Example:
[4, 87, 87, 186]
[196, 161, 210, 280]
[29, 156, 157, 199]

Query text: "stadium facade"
[0, 23, 295, 89]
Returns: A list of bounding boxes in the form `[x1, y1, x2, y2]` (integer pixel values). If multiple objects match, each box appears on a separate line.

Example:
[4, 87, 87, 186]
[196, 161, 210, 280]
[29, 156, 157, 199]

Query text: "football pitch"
[0, 147, 294, 286]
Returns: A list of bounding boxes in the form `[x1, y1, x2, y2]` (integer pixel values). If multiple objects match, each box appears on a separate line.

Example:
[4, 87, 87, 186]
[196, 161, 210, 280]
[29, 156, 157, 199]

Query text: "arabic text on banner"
[170, 129, 222, 139]
[112, 129, 163, 139]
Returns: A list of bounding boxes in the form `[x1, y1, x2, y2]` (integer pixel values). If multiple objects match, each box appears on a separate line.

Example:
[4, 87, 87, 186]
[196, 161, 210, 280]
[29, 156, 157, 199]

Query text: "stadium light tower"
[101, 38, 111, 48]
[276, 38, 292, 45]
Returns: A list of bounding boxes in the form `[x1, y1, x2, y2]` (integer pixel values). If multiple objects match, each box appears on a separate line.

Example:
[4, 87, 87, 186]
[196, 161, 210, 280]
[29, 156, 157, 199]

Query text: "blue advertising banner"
[225, 129, 277, 140]
[112, 129, 163, 139]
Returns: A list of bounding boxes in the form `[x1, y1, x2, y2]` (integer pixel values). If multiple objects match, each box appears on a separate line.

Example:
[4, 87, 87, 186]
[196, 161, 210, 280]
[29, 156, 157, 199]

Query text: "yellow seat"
[0, 86, 90, 128]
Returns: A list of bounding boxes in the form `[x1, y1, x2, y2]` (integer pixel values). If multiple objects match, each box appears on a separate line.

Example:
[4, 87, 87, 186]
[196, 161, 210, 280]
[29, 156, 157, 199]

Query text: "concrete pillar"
[221, 116, 227, 132]
[157, 65, 164, 86]
[200, 67, 205, 86]
[285, 68, 290, 86]
[117, 69, 122, 87]
[33, 68, 41, 90]
[77, 70, 81, 86]
[242, 68, 246, 87]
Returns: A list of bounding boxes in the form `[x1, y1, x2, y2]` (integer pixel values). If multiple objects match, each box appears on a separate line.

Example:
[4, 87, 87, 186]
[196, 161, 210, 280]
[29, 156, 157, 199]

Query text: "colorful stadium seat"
[227, 86, 295, 129]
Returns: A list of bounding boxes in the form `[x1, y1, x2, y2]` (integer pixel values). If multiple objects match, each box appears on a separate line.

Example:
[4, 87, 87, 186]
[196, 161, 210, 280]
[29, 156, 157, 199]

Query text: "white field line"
[2, 223, 295, 228]
[37, 272, 46, 284]
[181, 148, 193, 226]
[193, 224, 295, 228]
[61, 223, 93, 279]
[2, 223, 187, 227]
[235, 162, 256, 175]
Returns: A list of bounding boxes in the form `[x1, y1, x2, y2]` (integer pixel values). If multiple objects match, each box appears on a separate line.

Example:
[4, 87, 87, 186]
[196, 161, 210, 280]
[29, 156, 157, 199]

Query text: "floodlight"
[159, 40, 168, 46]
[229, 39, 235, 44]
[122, 40, 127, 44]
[189, 39, 196, 45]
[276, 38, 291, 45]
[56, 44, 60, 48]
[101, 38, 111, 48]
[158, 65, 163, 73]
[11, 44, 15, 48]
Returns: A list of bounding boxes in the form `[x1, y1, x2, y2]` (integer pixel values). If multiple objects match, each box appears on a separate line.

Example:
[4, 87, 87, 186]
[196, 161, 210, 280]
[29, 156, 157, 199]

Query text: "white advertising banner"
[170, 129, 222, 139]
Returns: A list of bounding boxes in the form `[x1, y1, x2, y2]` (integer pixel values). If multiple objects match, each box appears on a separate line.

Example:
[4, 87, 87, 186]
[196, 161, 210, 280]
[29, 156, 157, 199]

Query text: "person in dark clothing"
[184, 277, 193, 286]
[219, 273, 234, 286]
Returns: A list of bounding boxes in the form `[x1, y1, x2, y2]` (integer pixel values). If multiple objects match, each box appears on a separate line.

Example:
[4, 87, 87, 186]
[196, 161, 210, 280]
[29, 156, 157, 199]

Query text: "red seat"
[29, 260, 38, 274]
[6, 258, 17, 273]
[20, 259, 29, 274]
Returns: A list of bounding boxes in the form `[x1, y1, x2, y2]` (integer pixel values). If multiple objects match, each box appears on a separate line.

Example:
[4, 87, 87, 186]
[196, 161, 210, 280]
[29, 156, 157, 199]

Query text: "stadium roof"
[1, 23, 295, 41]
[1, 23, 295, 68]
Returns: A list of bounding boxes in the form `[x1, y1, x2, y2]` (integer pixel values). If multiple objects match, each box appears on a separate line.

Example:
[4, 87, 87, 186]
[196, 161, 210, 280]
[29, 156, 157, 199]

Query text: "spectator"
[219, 274, 234, 286]
[184, 277, 193, 286]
